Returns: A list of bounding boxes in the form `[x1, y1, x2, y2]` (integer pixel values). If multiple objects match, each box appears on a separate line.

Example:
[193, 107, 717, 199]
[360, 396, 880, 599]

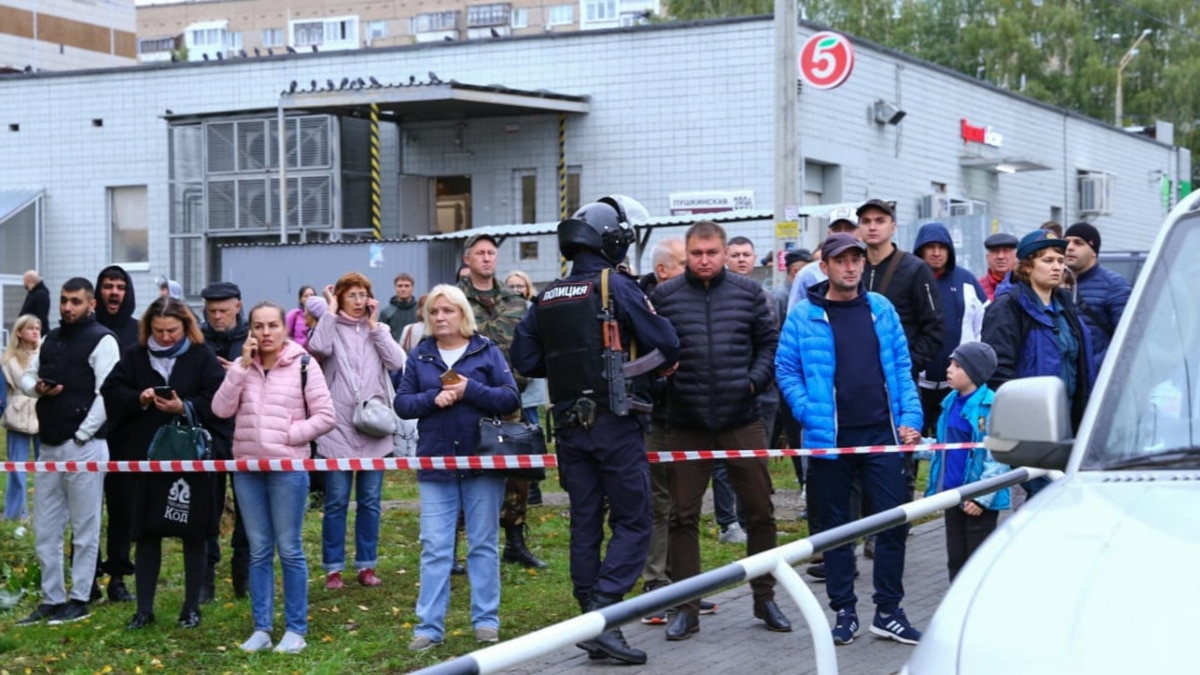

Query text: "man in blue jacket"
[1064, 222, 1130, 371]
[776, 233, 924, 646]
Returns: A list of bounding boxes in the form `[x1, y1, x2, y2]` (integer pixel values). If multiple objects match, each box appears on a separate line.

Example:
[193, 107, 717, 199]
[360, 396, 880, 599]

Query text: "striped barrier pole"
[369, 102, 382, 240]
[0, 443, 984, 473]
[558, 112, 568, 278]
[412, 467, 1054, 675]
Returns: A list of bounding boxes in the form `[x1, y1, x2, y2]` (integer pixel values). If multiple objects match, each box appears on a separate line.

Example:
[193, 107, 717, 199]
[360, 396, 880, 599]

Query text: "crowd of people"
[0, 195, 1131, 662]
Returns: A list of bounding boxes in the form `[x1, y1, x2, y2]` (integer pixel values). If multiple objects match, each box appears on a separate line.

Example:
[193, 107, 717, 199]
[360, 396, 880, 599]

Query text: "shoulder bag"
[476, 417, 547, 481]
[148, 401, 212, 461]
[333, 335, 398, 438]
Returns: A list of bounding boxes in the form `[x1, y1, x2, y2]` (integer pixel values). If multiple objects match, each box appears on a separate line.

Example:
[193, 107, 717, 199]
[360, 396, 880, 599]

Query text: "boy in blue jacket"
[926, 341, 1010, 581]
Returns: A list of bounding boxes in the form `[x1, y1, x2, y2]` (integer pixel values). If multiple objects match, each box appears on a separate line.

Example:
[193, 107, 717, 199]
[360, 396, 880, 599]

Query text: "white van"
[903, 191, 1200, 674]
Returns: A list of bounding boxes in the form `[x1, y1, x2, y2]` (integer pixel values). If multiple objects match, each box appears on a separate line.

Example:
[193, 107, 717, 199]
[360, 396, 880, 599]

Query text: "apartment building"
[1, 0, 137, 71]
[136, 0, 660, 62]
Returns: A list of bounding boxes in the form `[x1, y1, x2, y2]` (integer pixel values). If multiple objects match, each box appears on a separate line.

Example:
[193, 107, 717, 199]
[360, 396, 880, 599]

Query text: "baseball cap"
[200, 281, 241, 301]
[464, 233, 499, 251]
[828, 205, 857, 227]
[821, 233, 866, 260]
[856, 198, 895, 219]
[984, 233, 1019, 250]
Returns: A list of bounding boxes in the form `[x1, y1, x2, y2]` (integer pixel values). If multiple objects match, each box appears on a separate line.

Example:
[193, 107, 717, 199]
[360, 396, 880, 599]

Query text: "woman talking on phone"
[395, 284, 520, 651]
[306, 272, 407, 590]
[101, 297, 226, 630]
[212, 301, 336, 653]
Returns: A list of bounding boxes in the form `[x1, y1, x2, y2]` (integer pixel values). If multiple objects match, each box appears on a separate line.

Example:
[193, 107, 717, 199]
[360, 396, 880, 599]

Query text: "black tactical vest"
[535, 273, 609, 404]
[36, 315, 113, 445]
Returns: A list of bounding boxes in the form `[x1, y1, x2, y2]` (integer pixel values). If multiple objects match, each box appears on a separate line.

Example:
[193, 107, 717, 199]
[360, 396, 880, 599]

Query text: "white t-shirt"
[439, 344, 468, 369]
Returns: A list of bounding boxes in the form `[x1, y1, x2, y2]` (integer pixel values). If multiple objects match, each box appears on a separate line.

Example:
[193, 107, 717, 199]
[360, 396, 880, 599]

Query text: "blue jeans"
[5, 431, 38, 520]
[414, 475, 506, 641]
[234, 471, 309, 635]
[322, 470, 383, 573]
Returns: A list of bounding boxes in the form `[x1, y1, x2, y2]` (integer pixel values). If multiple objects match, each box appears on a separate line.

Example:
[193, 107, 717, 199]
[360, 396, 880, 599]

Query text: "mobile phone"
[439, 369, 463, 385]
[41, 379, 60, 388]
[153, 385, 175, 398]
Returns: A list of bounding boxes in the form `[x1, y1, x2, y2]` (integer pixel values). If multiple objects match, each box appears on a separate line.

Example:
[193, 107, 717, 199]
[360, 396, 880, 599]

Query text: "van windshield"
[1083, 213, 1200, 470]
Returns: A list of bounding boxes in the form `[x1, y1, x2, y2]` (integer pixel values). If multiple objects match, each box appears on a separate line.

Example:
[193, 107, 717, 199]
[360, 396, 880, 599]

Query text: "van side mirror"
[985, 376, 1075, 471]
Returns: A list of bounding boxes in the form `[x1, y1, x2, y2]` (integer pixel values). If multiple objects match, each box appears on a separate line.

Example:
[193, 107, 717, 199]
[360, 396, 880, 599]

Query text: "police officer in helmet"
[513, 195, 679, 665]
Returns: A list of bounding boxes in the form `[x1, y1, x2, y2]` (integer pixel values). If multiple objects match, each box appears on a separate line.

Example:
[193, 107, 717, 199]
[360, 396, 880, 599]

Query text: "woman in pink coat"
[212, 301, 335, 655]
[306, 272, 407, 590]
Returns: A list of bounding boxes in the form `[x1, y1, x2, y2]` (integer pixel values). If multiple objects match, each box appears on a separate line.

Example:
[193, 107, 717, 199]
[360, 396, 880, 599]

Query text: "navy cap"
[200, 281, 241, 300]
[821, 233, 866, 260]
[1016, 229, 1066, 260]
[984, 232, 1019, 250]
[785, 249, 813, 267]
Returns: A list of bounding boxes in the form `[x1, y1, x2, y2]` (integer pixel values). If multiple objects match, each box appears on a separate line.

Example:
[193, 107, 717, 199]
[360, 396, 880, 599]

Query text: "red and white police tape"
[0, 443, 982, 473]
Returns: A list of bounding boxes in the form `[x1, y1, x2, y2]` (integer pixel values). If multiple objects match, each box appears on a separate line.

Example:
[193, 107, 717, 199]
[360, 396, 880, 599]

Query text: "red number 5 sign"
[799, 31, 855, 90]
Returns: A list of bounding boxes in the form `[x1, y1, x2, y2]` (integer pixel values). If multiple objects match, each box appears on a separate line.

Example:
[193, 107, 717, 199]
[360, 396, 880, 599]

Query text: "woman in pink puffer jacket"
[212, 301, 335, 656]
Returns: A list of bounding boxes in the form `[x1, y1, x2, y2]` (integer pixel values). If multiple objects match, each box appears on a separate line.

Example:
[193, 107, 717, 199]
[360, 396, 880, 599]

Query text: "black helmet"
[557, 195, 647, 265]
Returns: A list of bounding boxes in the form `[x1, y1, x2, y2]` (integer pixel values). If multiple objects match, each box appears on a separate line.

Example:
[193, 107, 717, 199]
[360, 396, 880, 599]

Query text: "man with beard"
[93, 265, 139, 603]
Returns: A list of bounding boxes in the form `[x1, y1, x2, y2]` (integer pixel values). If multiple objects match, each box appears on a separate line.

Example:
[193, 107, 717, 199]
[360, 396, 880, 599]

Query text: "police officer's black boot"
[575, 596, 607, 660]
[575, 593, 647, 665]
[503, 525, 547, 569]
[198, 562, 216, 604]
[231, 553, 249, 600]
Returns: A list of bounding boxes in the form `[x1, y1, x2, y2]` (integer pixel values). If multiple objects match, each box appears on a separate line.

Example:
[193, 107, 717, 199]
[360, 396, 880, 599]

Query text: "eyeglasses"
[344, 293, 369, 301]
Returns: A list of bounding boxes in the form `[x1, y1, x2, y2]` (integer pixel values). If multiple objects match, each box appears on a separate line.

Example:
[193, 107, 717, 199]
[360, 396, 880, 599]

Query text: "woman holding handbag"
[306, 272, 406, 590]
[2, 314, 41, 521]
[100, 297, 226, 630]
[395, 284, 521, 651]
[211, 301, 336, 654]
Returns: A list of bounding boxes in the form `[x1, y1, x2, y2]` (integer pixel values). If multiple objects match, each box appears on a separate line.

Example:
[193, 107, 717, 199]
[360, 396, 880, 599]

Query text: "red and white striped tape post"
[0, 443, 982, 473]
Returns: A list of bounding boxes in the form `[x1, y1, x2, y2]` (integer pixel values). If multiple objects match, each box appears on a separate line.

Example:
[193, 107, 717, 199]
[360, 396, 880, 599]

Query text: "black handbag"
[476, 417, 548, 481]
[147, 402, 212, 461]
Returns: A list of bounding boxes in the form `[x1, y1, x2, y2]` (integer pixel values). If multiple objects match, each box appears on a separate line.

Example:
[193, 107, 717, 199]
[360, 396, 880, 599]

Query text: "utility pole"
[773, 0, 800, 289]
[1115, 29, 1151, 128]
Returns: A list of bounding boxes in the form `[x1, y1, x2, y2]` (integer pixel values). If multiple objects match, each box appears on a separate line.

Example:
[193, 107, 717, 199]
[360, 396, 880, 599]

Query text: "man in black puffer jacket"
[650, 221, 792, 641]
[858, 200, 944, 376]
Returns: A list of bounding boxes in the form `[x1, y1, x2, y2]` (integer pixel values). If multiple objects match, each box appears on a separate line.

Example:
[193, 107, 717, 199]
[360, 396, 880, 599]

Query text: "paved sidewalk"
[501, 518, 950, 675]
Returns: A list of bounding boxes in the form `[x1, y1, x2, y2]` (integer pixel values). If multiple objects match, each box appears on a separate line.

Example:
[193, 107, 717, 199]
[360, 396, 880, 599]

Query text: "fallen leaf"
[101, 667, 113, 673]
[321, 636, 333, 643]
[216, 646, 227, 652]
[357, 605, 369, 611]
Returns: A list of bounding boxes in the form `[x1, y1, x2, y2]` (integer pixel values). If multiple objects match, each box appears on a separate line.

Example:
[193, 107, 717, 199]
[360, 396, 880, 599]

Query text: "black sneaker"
[108, 578, 135, 603]
[699, 600, 718, 615]
[47, 600, 91, 625]
[16, 603, 63, 626]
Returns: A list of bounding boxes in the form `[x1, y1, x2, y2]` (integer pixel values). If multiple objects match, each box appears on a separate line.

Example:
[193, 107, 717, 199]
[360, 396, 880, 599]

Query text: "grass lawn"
[0, 432, 830, 674]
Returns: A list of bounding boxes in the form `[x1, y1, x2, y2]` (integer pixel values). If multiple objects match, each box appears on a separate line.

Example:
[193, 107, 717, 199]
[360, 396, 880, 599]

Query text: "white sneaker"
[240, 630, 273, 653]
[274, 631, 306, 654]
[718, 523, 748, 544]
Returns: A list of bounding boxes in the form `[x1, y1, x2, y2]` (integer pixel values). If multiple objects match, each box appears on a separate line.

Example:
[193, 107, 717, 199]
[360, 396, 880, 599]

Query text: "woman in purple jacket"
[306, 272, 407, 590]
[395, 284, 520, 652]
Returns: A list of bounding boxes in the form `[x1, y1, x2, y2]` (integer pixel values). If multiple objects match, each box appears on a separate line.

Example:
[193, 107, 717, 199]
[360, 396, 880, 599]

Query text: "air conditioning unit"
[1079, 172, 1113, 215]
[917, 195, 985, 219]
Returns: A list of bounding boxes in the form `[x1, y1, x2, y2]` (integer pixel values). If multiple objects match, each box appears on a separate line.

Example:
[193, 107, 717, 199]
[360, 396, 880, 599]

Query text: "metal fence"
[414, 467, 1054, 675]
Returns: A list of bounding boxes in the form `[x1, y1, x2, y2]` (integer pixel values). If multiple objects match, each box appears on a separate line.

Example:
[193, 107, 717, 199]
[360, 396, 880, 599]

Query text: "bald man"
[21, 270, 50, 329]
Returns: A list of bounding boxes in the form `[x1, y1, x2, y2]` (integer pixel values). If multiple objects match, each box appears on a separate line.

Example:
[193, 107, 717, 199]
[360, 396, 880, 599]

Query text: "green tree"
[664, 0, 1200, 182]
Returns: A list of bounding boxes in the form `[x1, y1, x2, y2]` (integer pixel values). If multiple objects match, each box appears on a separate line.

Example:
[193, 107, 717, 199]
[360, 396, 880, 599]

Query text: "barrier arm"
[413, 466, 1056, 675]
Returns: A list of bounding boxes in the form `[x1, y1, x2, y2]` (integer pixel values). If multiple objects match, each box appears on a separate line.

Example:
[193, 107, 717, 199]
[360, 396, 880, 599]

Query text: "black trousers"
[206, 473, 249, 567]
[136, 535, 207, 615]
[944, 507, 999, 581]
[100, 472, 136, 578]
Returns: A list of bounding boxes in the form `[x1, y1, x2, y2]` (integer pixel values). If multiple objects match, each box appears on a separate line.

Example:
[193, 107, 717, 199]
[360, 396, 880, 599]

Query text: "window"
[367, 20, 387, 40]
[567, 166, 582, 215]
[262, 28, 284, 46]
[520, 241, 539, 261]
[467, 3, 511, 27]
[324, 19, 356, 42]
[138, 37, 176, 54]
[293, 21, 323, 46]
[585, 0, 616, 22]
[110, 186, 149, 265]
[548, 5, 574, 25]
[230, 31, 243, 49]
[514, 169, 536, 223]
[412, 11, 458, 32]
[511, 8, 528, 28]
